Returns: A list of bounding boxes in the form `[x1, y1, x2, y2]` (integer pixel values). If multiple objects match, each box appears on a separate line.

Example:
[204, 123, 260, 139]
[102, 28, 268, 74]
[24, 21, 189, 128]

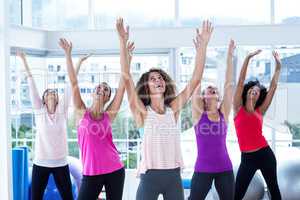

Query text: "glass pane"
[273, 47, 300, 149]
[32, 0, 88, 30]
[180, 0, 270, 26]
[276, 0, 300, 24]
[10, 0, 22, 25]
[94, 0, 175, 29]
[68, 141, 79, 158]
[237, 46, 272, 84]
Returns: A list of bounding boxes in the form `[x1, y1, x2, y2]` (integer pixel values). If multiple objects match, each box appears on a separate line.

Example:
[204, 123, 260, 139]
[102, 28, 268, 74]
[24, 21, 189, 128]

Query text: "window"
[10, 0, 22, 25]
[276, 0, 300, 24]
[94, 0, 175, 29]
[58, 75, 66, 83]
[32, 0, 88, 30]
[179, 0, 270, 26]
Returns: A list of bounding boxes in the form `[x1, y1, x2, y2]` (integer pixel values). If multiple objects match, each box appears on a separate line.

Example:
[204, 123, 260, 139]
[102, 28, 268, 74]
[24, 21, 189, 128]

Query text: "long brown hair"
[136, 68, 176, 106]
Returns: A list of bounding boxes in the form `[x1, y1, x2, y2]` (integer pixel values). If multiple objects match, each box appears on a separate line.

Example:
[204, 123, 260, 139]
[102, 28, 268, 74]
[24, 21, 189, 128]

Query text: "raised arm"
[233, 49, 262, 115]
[61, 53, 92, 112]
[75, 54, 92, 74]
[191, 83, 204, 125]
[59, 38, 86, 110]
[106, 41, 135, 121]
[170, 20, 213, 118]
[259, 51, 281, 114]
[17, 51, 43, 109]
[116, 18, 146, 127]
[220, 39, 236, 121]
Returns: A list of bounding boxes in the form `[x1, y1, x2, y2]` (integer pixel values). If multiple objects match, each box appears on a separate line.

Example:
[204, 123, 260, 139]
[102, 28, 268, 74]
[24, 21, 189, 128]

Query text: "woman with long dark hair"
[233, 50, 282, 200]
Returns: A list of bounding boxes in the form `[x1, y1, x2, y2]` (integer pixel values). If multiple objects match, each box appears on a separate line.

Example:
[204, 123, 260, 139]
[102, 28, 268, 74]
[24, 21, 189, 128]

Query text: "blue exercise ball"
[28, 167, 78, 200]
[43, 174, 78, 200]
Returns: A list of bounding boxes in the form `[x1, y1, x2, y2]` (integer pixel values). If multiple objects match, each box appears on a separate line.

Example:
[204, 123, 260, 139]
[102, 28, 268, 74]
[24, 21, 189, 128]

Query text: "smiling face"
[203, 85, 219, 100]
[147, 71, 166, 95]
[247, 85, 261, 104]
[202, 85, 220, 110]
[92, 82, 111, 104]
[242, 80, 268, 110]
[136, 68, 176, 107]
[43, 89, 59, 112]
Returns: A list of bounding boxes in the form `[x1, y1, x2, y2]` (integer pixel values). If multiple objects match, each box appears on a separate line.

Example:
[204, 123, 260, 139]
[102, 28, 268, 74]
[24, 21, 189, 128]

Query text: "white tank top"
[138, 106, 184, 174]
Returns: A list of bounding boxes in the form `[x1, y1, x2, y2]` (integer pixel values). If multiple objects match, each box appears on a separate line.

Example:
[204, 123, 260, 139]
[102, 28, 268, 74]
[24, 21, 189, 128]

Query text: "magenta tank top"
[194, 110, 233, 172]
[77, 110, 124, 176]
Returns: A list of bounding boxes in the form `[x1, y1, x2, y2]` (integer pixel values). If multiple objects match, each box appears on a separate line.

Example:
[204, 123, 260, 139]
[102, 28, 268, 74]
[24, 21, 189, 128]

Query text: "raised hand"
[127, 41, 135, 63]
[59, 38, 72, 55]
[16, 50, 26, 60]
[16, 50, 32, 76]
[247, 49, 262, 58]
[79, 53, 92, 63]
[272, 51, 281, 71]
[116, 18, 129, 43]
[193, 20, 214, 50]
[228, 39, 236, 56]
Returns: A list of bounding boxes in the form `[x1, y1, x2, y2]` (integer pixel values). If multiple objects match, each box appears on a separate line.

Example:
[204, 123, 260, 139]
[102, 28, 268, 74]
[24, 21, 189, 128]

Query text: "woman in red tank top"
[233, 50, 282, 200]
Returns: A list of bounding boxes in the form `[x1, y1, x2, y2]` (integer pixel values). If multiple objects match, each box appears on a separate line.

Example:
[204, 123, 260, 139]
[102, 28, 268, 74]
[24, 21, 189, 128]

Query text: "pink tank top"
[77, 110, 124, 176]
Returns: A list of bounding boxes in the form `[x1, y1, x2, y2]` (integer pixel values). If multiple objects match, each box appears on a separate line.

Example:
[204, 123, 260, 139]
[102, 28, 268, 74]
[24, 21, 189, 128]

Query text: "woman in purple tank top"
[189, 40, 236, 200]
[59, 23, 135, 200]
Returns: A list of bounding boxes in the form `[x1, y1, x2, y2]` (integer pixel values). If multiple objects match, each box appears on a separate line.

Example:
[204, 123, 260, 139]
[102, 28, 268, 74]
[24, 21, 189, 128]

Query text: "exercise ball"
[28, 166, 78, 200]
[68, 156, 83, 190]
[43, 174, 78, 200]
[277, 148, 300, 200]
[210, 165, 265, 200]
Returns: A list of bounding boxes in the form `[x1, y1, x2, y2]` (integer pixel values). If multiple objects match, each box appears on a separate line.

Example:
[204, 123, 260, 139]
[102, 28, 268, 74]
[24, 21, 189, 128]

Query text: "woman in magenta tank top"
[189, 40, 236, 200]
[233, 50, 282, 200]
[59, 28, 135, 200]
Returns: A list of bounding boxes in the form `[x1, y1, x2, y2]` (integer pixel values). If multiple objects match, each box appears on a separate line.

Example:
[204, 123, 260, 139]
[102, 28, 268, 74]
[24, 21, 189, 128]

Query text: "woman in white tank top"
[17, 51, 90, 200]
[116, 18, 213, 200]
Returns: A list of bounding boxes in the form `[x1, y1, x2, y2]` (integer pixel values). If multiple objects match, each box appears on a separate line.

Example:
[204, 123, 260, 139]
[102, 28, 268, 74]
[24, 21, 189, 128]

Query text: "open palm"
[116, 18, 129, 42]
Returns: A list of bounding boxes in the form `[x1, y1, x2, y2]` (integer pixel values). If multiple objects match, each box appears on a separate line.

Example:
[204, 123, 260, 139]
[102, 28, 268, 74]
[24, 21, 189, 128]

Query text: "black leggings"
[78, 168, 125, 200]
[234, 146, 281, 200]
[188, 170, 234, 200]
[31, 164, 73, 200]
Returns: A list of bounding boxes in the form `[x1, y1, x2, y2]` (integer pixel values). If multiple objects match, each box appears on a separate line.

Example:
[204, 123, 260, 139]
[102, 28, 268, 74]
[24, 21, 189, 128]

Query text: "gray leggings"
[136, 168, 184, 200]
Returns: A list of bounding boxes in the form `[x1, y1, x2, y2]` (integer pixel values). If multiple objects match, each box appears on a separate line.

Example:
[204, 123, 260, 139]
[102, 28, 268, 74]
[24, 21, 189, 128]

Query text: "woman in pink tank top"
[117, 18, 213, 200]
[59, 24, 135, 200]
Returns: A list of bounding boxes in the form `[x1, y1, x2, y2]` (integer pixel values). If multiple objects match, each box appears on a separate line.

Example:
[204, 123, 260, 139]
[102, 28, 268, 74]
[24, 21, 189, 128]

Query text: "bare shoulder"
[74, 108, 86, 126]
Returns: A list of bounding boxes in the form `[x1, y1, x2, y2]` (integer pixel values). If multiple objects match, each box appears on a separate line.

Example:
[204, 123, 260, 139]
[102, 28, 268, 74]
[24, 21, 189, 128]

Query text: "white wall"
[0, 0, 13, 199]
[9, 25, 300, 51]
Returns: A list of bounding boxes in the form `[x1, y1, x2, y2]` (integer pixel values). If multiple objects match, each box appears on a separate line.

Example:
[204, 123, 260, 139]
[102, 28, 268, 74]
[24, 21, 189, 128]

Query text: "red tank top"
[234, 107, 268, 152]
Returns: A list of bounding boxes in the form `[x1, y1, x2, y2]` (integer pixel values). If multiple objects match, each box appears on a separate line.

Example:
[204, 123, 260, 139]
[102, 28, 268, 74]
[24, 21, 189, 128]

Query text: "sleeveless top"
[77, 110, 124, 176]
[138, 106, 184, 174]
[234, 107, 268, 152]
[194, 110, 233, 172]
[28, 77, 70, 167]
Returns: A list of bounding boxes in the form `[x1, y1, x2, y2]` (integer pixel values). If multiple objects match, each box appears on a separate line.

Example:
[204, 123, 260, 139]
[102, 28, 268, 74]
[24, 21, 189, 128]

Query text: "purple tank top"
[194, 110, 232, 172]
